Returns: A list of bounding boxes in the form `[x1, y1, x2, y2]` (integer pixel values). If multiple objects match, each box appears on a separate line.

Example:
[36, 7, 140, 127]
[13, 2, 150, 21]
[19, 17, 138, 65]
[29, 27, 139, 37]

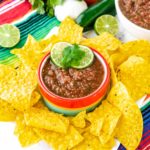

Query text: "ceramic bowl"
[38, 49, 110, 116]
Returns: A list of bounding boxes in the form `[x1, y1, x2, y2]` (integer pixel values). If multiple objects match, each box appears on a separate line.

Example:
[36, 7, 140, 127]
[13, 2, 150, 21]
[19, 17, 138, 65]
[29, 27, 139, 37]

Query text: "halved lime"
[51, 42, 72, 68]
[0, 24, 20, 48]
[71, 45, 94, 69]
[94, 15, 119, 35]
[51, 42, 94, 69]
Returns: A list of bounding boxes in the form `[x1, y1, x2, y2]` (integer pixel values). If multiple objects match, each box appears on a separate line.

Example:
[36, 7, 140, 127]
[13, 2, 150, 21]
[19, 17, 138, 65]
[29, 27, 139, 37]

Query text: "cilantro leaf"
[61, 44, 85, 69]
[29, 0, 64, 17]
[29, 0, 45, 14]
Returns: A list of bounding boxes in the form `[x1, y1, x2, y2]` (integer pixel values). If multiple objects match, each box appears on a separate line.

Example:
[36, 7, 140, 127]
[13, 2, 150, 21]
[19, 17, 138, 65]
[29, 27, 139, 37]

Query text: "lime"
[0, 24, 20, 48]
[51, 42, 94, 69]
[71, 45, 94, 69]
[94, 15, 119, 35]
[51, 42, 72, 68]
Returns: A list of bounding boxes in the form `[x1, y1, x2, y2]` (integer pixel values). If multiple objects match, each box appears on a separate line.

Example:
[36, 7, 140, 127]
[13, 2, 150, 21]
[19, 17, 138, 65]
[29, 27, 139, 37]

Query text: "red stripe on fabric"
[144, 95, 150, 101]
[0, 0, 31, 25]
[0, 0, 13, 8]
[138, 135, 150, 149]
[143, 144, 150, 150]
[143, 130, 150, 139]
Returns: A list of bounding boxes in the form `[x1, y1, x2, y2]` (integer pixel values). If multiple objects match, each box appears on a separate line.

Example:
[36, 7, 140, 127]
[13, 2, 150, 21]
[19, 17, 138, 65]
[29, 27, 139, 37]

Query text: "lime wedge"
[0, 24, 20, 48]
[94, 15, 119, 35]
[71, 45, 94, 69]
[51, 42, 94, 69]
[51, 42, 72, 68]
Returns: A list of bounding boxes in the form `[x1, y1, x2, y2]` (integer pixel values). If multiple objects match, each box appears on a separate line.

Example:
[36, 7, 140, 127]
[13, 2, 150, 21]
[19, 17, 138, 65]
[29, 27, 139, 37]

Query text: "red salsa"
[119, 0, 150, 29]
[42, 57, 104, 98]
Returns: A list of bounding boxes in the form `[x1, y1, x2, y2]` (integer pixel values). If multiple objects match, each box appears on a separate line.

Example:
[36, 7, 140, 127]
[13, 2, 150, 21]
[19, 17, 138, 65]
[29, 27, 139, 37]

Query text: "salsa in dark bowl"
[42, 57, 104, 98]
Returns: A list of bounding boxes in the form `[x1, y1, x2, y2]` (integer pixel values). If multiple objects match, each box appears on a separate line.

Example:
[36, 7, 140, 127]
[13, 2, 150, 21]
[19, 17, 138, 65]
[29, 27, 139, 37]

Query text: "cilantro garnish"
[61, 44, 85, 69]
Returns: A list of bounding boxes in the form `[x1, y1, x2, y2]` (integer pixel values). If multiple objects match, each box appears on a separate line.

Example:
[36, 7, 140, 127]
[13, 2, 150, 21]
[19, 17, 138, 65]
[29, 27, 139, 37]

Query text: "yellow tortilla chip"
[14, 113, 40, 147]
[71, 111, 86, 128]
[117, 56, 150, 101]
[33, 100, 48, 110]
[58, 17, 83, 44]
[0, 64, 16, 78]
[107, 82, 143, 150]
[11, 35, 45, 69]
[110, 52, 127, 69]
[42, 35, 61, 53]
[86, 107, 104, 137]
[0, 98, 18, 121]
[72, 132, 115, 150]
[24, 108, 69, 133]
[89, 118, 104, 137]
[18, 127, 40, 147]
[81, 32, 121, 52]
[86, 101, 121, 144]
[0, 65, 37, 111]
[99, 101, 121, 144]
[30, 91, 41, 107]
[34, 125, 83, 150]
[119, 40, 150, 62]
[14, 114, 25, 135]
[95, 32, 121, 51]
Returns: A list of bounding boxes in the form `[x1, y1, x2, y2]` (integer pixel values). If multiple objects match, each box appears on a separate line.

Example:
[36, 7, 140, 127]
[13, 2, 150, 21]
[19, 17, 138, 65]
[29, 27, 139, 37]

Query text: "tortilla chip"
[119, 40, 150, 62]
[18, 127, 40, 147]
[24, 108, 69, 133]
[72, 132, 115, 150]
[14, 114, 40, 147]
[95, 32, 121, 51]
[99, 101, 121, 144]
[0, 64, 16, 78]
[0, 98, 18, 121]
[86, 101, 121, 144]
[58, 17, 83, 44]
[11, 35, 45, 69]
[33, 100, 48, 110]
[81, 32, 121, 52]
[30, 91, 41, 107]
[71, 111, 86, 128]
[0, 65, 37, 111]
[34, 125, 83, 150]
[89, 118, 104, 137]
[42, 35, 61, 53]
[107, 82, 143, 150]
[117, 56, 150, 101]
[110, 52, 127, 69]
[86, 107, 104, 137]
[14, 114, 26, 135]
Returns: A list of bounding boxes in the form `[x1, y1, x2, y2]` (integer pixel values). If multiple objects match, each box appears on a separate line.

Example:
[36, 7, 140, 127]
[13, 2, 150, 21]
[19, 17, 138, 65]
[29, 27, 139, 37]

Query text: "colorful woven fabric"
[0, 1, 150, 150]
[0, 0, 60, 67]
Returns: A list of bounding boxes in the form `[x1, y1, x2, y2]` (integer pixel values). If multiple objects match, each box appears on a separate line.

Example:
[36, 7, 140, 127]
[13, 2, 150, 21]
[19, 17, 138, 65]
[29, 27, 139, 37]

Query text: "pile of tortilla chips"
[1, 17, 150, 150]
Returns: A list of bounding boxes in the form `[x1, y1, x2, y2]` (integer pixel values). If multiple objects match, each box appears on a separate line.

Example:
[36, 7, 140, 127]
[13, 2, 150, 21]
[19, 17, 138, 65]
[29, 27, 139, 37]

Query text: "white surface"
[115, 0, 150, 40]
[0, 122, 52, 150]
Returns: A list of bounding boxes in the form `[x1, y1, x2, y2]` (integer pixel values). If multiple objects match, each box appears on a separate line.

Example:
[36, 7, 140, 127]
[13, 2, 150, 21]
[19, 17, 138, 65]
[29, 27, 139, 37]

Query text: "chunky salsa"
[42, 57, 104, 98]
[119, 0, 150, 29]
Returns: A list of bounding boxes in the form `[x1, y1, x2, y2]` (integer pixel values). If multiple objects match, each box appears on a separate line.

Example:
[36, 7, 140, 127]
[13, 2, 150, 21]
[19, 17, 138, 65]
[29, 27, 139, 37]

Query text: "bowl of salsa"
[38, 43, 110, 116]
[115, 0, 150, 40]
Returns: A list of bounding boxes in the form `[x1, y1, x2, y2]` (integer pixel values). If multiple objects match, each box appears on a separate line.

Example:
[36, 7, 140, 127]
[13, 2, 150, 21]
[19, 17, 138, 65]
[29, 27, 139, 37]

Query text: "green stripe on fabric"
[141, 101, 150, 111]
[0, 12, 60, 65]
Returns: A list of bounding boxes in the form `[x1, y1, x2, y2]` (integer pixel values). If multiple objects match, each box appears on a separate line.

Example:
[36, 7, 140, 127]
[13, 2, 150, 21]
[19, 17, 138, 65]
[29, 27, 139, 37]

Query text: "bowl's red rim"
[38, 48, 110, 107]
